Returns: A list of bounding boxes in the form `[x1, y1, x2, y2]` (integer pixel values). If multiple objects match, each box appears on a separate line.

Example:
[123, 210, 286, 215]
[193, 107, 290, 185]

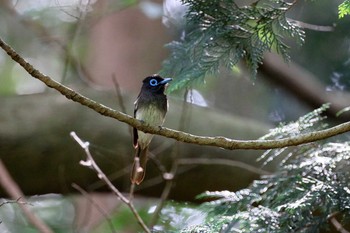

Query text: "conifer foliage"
[180, 106, 350, 232]
[158, 1, 350, 231]
[188, 143, 350, 232]
[162, 0, 305, 91]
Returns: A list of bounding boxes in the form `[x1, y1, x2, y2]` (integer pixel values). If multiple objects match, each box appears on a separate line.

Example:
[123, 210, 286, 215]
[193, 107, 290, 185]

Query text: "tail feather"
[131, 147, 148, 185]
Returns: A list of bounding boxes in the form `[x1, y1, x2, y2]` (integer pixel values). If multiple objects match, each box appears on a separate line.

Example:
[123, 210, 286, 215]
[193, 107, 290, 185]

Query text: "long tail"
[130, 146, 148, 185]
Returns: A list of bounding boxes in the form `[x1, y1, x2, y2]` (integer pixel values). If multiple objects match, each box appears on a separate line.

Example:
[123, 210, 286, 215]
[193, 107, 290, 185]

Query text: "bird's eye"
[149, 79, 158, 86]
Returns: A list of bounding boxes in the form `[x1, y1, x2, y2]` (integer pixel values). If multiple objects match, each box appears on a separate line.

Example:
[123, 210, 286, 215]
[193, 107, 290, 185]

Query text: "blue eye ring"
[149, 79, 158, 86]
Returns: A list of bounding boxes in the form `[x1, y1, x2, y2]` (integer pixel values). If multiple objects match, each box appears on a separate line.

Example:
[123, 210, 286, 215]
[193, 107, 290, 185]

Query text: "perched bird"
[131, 75, 172, 185]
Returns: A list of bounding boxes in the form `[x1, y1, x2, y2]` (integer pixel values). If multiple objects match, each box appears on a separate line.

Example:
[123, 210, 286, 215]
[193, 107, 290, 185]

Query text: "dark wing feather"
[133, 97, 139, 148]
[133, 127, 138, 148]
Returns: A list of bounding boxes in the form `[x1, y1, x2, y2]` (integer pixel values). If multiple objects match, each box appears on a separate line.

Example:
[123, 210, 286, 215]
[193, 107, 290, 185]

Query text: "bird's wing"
[133, 97, 139, 148]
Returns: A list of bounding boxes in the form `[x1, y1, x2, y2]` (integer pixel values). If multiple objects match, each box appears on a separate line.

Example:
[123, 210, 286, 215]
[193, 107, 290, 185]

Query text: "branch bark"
[0, 37, 350, 150]
[0, 160, 53, 233]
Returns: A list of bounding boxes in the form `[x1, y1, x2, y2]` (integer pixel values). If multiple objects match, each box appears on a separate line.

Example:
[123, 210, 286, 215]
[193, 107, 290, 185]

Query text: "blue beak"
[159, 78, 172, 85]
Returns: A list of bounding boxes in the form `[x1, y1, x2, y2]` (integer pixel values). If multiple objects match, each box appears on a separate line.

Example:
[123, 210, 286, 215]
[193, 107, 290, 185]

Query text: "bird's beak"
[159, 78, 172, 85]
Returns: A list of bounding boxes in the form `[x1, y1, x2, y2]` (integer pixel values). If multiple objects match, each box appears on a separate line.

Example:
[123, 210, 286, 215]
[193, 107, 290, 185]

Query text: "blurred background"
[0, 0, 350, 232]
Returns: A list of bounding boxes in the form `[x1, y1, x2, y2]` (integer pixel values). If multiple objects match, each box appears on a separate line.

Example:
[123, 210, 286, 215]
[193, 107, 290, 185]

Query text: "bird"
[131, 74, 172, 185]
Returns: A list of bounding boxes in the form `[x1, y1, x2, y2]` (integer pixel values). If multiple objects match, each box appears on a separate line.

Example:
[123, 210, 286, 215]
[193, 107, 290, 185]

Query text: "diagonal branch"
[0, 159, 53, 233]
[1, 37, 350, 150]
[70, 132, 151, 233]
[71, 183, 117, 233]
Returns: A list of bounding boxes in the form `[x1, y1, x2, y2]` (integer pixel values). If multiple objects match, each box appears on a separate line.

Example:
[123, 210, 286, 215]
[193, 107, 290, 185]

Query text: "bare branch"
[0, 197, 31, 208]
[70, 132, 151, 233]
[0, 159, 53, 233]
[112, 73, 128, 114]
[1, 37, 350, 150]
[327, 212, 350, 233]
[178, 158, 270, 175]
[148, 146, 179, 228]
[72, 183, 117, 233]
[287, 18, 334, 32]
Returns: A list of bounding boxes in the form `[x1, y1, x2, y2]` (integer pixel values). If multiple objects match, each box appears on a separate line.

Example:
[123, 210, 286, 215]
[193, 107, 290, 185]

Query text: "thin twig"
[287, 18, 334, 32]
[70, 132, 151, 233]
[1, 37, 350, 150]
[59, 0, 91, 84]
[178, 158, 271, 175]
[148, 152, 168, 174]
[129, 183, 136, 201]
[328, 212, 350, 233]
[149, 89, 191, 227]
[0, 159, 53, 233]
[72, 183, 117, 233]
[148, 145, 179, 228]
[134, 166, 195, 191]
[74, 190, 94, 232]
[88, 165, 131, 191]
[0, 197, 31, 208]
[329, 217, 350, 233]
[149, 132, 183, 226]
[112, 73, 128, 114]
[111, 74, 135, 198]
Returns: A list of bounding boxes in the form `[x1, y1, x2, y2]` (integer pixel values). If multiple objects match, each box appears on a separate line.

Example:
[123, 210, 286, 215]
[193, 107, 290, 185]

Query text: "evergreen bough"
[162, 0, 350, 92]
[173, 106, 350, 232]
[157, 1, 350, 231]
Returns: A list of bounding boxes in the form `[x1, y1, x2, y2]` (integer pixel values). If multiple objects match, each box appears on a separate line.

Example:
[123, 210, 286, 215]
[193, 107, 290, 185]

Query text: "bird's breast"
[135, 104, 167, 148]
[135, 104, 166, 126]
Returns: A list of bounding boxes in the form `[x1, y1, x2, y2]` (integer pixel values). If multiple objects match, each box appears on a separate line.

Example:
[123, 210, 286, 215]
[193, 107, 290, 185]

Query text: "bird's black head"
[142, 75, 172, 94]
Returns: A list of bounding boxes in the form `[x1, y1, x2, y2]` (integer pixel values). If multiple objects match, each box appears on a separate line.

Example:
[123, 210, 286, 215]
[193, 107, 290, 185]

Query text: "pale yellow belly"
[135, 104, 166, 148]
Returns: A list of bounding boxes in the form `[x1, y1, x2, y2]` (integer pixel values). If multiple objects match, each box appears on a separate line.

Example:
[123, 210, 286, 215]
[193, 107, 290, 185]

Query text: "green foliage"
[258, 104, 329, 166]
[189, 143, 350, 232]
[0, 60, 16, 95]
[162, 0, 350, 91]
[94, 204, 152, 233]
[168, 106, 350, 232]
[339, 0, 350, 18]
[161, 0, 305, 92]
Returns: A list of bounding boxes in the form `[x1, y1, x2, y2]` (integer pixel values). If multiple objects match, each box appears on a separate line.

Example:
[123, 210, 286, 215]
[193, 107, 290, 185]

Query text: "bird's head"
[142, 75, 172, 94]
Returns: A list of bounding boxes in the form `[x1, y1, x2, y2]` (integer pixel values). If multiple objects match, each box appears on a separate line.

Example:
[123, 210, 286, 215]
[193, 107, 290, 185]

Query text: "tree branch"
[178, 158, 270, 175]
[71, 183, 117, 233]
[328, 212, 350, 233]
[1, 37, 350, 150]
[70, 132, 151, 233]
[260, 52, 350, 120]
[0, 159, 53, 233]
